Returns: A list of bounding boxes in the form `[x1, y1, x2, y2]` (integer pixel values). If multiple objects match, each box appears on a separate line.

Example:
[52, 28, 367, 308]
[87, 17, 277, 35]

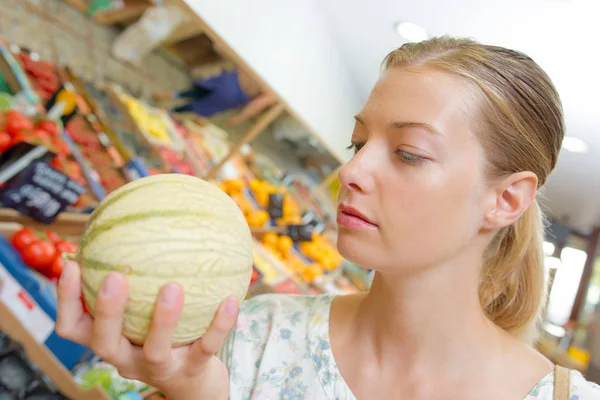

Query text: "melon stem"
[62, 252, 77, 262]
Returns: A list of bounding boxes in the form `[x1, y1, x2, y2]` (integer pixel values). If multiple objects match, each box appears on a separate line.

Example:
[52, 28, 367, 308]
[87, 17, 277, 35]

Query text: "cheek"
[381, 159, 485, 265]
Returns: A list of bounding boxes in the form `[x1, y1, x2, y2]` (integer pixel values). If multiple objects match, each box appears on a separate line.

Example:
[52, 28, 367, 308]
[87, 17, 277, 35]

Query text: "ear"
[483, 172, 538, 230]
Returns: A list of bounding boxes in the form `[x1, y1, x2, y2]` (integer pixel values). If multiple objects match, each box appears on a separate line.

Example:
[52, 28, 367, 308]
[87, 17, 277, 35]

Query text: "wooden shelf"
[0, 208, 89, 237]
[0, 292, 109, 399]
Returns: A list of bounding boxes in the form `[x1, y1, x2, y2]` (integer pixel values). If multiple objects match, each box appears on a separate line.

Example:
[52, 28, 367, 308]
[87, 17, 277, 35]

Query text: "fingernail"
[224, 297, 238, 317]
[60, 262, 74, 284]
[100, 273, 119, 298]
[160, 283, 178, 308]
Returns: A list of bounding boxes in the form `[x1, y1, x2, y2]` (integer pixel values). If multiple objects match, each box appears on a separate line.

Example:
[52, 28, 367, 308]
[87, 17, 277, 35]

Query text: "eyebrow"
[354, 114, 442, 136]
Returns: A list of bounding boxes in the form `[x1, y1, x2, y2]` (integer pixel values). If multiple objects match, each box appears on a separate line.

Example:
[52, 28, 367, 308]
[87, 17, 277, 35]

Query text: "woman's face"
[337, 68, 491, 272]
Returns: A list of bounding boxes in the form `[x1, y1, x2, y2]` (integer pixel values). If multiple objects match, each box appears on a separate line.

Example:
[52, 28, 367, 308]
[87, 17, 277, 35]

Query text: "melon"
[77, 174, 253, 346]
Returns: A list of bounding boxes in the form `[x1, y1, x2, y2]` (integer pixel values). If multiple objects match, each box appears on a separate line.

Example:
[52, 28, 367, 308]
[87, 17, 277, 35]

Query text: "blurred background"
[0, 0, 598, 398]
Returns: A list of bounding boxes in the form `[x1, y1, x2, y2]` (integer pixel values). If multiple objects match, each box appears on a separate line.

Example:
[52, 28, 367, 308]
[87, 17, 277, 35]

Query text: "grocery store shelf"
[0, 209, 89, 237]
[0, 207, 292, 238]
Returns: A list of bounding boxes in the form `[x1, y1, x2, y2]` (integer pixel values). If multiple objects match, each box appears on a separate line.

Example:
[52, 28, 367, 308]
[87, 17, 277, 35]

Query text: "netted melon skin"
[79, 174, 254, 346]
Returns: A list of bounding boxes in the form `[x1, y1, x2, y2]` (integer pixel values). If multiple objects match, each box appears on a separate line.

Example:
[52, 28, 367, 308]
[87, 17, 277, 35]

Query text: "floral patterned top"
[218, 294, 600, 399]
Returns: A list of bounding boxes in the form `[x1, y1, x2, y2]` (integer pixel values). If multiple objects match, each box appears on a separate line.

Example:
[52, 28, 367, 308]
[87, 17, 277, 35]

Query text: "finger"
[143, 283, 184, 368]
[56, 262, 93, 344]
[186, 297, 239, 373]
[90, 272, 135, 367]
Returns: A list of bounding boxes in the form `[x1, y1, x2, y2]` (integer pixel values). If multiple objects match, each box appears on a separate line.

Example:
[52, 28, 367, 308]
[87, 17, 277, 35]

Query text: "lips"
[337, 204, 377, 230]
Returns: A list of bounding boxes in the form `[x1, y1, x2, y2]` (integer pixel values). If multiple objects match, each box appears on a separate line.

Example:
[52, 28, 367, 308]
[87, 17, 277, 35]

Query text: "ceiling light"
[394, 21, 429, 42]
[561, 136, 589, 153]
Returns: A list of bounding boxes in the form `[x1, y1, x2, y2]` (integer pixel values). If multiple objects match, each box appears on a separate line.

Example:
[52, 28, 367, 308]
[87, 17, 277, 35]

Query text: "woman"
[56, 37, 600, 399]
[154, 69, 278, 126]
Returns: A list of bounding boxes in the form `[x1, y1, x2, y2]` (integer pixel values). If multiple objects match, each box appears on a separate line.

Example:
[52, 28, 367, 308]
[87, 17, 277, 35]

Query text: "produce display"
[0, 109, 66, 157]
[13, 50, 60, 103]
[77, 174, 254, 346]
[8, 226, 91, 313]
[0, 107, 101, 208]
[218, 177, 344, 283]
[116, 90, 181, 149]
[66, 114, 128, 194]
[81, 80, 168, 173]
[0, 8, 355, 397]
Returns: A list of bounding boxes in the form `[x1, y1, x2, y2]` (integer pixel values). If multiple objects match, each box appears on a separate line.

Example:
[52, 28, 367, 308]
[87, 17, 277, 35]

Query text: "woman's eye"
[396, 150, 424, 165]
[346, 143, 364, 154]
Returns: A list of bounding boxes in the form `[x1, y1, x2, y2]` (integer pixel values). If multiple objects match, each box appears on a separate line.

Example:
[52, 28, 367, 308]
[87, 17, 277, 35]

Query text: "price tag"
[267, 193, 284, 219]
[287, 224, 315, 242]
[0, 263, 55, 343]
[0, 161, 86, 223]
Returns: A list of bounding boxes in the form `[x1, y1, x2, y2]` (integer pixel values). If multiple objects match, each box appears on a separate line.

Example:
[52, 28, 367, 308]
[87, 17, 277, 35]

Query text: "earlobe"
[485, 172, 538, 230]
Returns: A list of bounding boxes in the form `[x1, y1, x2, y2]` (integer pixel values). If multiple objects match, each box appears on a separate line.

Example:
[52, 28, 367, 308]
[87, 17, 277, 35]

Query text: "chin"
[337, 230, 377, 267]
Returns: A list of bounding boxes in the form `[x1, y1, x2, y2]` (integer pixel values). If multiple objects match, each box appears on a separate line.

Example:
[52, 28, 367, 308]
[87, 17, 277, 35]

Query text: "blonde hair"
[383, 37, 565, 344]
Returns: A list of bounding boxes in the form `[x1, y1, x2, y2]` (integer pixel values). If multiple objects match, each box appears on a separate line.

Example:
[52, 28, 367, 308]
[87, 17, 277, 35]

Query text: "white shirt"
[218, 294, 600, 399]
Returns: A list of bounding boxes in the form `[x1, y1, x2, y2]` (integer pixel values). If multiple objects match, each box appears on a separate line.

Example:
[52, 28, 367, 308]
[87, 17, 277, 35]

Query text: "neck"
[354, 249, 505, 377]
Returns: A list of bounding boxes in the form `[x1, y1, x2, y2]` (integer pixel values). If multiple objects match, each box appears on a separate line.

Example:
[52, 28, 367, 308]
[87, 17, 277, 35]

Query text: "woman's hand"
[56, 262, 238, 400]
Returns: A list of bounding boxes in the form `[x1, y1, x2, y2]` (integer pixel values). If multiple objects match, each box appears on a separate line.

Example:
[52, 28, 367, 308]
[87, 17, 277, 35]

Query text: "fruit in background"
[48, 254, 64, 279]
[246, 210, 270, 227]
[5, 110, 33, 136]
[77, 174, 254, 346]
[32, 128, 51, 147]
[80, 295, 91, 314]
[276, 235, 294, 257]
[54, 239, 78, 254]
[10, 132, 29, 146]
[37, 120, 60, 137]
[262, 232, 279, 249]
[11, 228, 38, 252]
[223, 179, 245, 195]
[250, 267, 261, 286]
[0, 132, 11, 152]
[15, 52, 60, 101]
[120, 93, 172, 143]
[21, 240, 56, 271]
[248, 179, 278, 207]
[45, 230, 61, 245]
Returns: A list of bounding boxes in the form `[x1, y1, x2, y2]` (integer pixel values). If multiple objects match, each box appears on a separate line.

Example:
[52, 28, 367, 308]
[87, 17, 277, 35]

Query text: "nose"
[338, 143, 378, 194]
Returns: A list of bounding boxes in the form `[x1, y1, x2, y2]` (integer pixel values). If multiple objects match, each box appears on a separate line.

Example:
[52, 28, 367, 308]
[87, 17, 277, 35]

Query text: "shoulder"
[526, 370, 600, 399]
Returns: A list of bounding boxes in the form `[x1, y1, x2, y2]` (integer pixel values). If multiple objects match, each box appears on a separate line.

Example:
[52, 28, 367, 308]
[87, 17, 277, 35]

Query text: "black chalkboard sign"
[0, 161, 86, 223]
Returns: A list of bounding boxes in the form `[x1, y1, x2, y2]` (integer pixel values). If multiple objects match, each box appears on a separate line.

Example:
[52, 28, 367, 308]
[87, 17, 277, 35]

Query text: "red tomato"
[6, 110, 26, 121]
[49, 156, 65, 170]
[54, 240, 77, 254]
[5, 113, 33, 136]
[80, 295, 91, 314]
[37, 120, 60, 136]
[32, 128, 51, 145]
[0, 132, 11, 152]
[48, 254, 64, 279]
[45, 230, 61, 245]
[10, 132, 30, 146]
[22, 241, 56, 270]
[11, 228, 38, 252]
[53, 138, 71, 156]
